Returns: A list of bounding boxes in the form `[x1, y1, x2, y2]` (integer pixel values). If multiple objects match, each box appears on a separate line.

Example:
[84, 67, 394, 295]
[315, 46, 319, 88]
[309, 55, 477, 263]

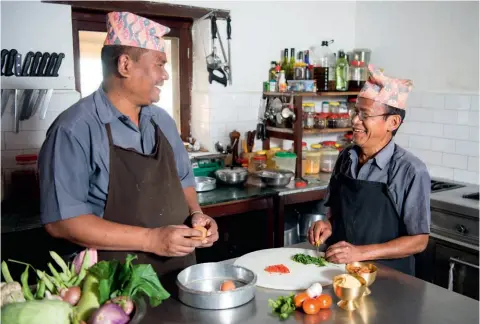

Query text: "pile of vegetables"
[291, 253, 328, 267]
[268, 282, 332, 320]
[0, 249, 170, 324]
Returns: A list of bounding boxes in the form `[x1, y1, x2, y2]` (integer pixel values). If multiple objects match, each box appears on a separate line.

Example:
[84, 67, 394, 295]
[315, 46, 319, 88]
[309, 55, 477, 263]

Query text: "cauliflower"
[1, 281, 26, 307]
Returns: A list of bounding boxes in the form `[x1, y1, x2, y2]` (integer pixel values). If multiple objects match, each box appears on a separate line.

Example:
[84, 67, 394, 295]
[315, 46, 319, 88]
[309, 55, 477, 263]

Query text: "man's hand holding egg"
[191, 213, 219, 247]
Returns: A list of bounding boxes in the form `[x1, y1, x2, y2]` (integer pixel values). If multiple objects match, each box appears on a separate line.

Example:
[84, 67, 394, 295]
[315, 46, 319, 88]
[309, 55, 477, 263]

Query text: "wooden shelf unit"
[262, 92, 357, 178]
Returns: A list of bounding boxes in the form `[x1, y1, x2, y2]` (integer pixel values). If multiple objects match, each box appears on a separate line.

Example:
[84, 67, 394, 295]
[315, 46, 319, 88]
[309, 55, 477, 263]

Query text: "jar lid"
[302, 102, 315, 107]
[329, 102, 340, 106]
[321, 141, 337, 147]
[256, 150, 267, 155]
[270, 147, 281, 152]
[311, 143, 322, 149]
[318, 113, 329, 118]
[275, 152, 297, 158]
[253, 155, 267, 161]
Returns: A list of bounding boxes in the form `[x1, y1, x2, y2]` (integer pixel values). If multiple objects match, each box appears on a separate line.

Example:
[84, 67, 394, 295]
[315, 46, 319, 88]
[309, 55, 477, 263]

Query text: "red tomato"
[317, 294, 333, 309]
[302, 298, 321, 315]
[294, 292, 309, 308]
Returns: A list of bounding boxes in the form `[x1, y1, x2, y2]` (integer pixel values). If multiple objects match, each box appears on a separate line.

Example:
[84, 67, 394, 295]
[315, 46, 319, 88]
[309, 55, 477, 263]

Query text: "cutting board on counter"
[233, 248, 346, 291]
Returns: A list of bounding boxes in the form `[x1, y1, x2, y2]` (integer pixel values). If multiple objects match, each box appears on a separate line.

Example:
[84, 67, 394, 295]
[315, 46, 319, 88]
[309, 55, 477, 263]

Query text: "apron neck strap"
[105, 123, 114, 146]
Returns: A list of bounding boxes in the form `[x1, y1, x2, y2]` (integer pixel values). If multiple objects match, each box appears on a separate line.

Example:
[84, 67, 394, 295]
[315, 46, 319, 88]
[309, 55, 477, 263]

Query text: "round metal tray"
[176, 262, 257, 310]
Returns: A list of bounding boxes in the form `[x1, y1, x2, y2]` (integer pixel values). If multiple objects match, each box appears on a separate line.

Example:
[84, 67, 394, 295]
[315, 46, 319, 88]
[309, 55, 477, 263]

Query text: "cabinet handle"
[449, 257, 479, 270]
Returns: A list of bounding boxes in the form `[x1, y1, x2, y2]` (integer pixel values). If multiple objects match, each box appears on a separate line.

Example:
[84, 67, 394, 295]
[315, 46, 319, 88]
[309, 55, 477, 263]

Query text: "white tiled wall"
[395, 92, 480, 184]
[1, 90, 81, 185]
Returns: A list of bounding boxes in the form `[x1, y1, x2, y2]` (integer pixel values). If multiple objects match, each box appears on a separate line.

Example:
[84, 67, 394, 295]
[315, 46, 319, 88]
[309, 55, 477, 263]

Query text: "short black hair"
[101, 45, 148, 79]
[383, 105, 406, 136]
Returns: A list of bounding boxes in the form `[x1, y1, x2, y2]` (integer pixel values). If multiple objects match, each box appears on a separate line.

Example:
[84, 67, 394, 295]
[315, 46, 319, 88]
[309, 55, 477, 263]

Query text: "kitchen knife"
[4, 49, 17, 77]
[51, 53, 65, 77]
[44, 52, 58, 76]
[29, 51, 42, 76]
[39, 89, 53, 120]
[1, 49, 9, 76]
[36, 52, 50, 76]
[21, 51, 34, 76]
[14, 52, 22, 76]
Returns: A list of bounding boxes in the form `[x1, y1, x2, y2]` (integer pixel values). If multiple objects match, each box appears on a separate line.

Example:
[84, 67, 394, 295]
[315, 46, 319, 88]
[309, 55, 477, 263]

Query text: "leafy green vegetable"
[87, 254, 170, 307]
[268, 293, 296, 320]
[292, 253, 328, 267]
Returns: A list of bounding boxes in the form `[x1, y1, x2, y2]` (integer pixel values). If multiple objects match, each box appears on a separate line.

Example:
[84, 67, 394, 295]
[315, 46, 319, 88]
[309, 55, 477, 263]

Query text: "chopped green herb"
[292, 253, 328, 267]
[268, 293, 296, 320]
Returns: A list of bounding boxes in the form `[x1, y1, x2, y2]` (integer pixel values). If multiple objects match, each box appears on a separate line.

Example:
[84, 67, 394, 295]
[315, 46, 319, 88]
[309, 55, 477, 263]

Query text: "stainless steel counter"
[142, 243, 479, 324]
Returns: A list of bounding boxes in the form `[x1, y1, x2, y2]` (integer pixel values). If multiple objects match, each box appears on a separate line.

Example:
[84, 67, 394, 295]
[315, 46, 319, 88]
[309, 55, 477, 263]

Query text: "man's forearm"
[358, 234, 429, 260]
[45, 214, 151, 252]
[183, 186, 202, 214]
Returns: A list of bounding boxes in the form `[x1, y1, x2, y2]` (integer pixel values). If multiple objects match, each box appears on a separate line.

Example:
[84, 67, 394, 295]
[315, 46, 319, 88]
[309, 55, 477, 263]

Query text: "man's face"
[123, 50, 170, 106]
[351, 97, 399, 148]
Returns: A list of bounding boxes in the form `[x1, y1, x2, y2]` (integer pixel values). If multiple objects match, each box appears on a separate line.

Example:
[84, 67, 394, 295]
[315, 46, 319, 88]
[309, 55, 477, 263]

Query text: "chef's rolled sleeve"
[173, 136, 195, 188]
[38, 127, 92, 224]
[402, 169, 431, 235]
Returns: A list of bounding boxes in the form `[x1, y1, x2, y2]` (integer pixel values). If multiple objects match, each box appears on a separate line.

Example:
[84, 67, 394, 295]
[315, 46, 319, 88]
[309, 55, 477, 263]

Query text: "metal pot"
[195, 176, 216, 192]
[284, 215, 299, 247]
[214, 167, 248, 185]
[298, 213, 326, 238]
[254, 169, 294, 188]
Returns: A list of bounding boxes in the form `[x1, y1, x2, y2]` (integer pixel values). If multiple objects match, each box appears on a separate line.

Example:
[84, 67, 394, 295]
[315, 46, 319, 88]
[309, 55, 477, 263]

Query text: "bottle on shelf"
[287, 48, 295, 80]
[278, 70, 287, 92]
[280, 48, 289, 73]
[335, 50, 349, 91]
[311, 40, 335, 91]
[269, 61, 277, 82]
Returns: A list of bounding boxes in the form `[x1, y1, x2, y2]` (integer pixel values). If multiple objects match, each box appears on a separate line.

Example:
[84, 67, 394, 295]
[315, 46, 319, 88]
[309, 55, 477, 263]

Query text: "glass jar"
[321, 101, 330, 113]
[311, 143, 322, 151]
[315, 113, 328, 129]
[327, 114, 339, 128]
[347, 97, 356, 112]
[337, 113, 350, 128]
[305, 150, 321, 174]
[329, 101, 340, 113]
[266, 147, 281, 169]
[302, 102, 315, 113]
[319, 147, 339, 173]
[304, 111, 315, 129]
[250, 155, 267, 172]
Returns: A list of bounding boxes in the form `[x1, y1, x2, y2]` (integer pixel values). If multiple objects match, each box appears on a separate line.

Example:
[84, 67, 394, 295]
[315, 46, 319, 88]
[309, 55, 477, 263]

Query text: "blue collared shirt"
[325, 140, 431, 236]
[38, 87, 194, 224]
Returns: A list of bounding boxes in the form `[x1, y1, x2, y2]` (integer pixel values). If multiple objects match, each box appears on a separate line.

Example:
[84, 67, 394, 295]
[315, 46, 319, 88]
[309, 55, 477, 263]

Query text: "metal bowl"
[333, 273, 367, 311]
[345, 262, 378, 296]
[176, 262, 257, 310]
[254, 169, 294, 188]
[214, 168, 248, 185]
[195, 176, 217, 192]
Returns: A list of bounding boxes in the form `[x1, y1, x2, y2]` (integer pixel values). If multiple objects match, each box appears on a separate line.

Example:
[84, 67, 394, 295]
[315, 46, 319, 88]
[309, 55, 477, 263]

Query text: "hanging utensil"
[51, 53, 65, 77]
[226, 16, 232, 85]
[39, 89, 53, 120]
[14, 89, 20, 133]
[36, 52, 50, 76]
[4, 49, 17, 77]
[21, 51, 34, 76]
[29, 51, 42, 76]
[44, 52, 58, 76]
[206, 15, 228, 87]
[1, 49, 9, 76]
[1, 89, 13, 117]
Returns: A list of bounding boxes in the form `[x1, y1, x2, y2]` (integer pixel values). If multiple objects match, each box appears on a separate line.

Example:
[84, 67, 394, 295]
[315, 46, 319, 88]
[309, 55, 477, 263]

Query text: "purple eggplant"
[87, 303, 129, 324]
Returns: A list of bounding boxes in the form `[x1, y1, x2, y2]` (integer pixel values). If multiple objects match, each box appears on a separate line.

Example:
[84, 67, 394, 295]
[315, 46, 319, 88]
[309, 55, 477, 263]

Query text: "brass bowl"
[332, 274, 367, 311]
[345, 262, 378, 296]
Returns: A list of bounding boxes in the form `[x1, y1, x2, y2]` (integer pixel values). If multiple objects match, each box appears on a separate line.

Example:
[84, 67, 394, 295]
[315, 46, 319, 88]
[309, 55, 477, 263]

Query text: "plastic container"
[305, 151, 321, 174]
[327, 114, 339, 128]
[319, 147, 339, 173]
[287, 80, 316, 92]
[250, 155, 267, 172]
[273, 152, 297, 173]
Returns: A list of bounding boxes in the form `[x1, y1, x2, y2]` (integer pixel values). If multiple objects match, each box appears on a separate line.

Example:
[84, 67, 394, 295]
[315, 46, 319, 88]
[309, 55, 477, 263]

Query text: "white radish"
[306, 283, 323, 298]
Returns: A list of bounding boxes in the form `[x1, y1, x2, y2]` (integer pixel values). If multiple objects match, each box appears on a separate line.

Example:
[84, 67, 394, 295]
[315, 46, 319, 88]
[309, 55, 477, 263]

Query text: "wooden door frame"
[43, 0, 229, 140]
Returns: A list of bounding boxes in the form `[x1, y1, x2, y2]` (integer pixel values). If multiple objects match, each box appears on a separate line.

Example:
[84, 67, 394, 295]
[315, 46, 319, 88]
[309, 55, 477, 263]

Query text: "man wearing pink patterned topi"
[38, 12, 218, 275]
[308, 65, 430, 276]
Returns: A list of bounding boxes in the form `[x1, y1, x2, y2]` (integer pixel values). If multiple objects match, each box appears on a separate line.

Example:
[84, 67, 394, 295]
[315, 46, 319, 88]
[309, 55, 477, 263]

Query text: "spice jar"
[304, 111, 315, 129]
[337, 113, 350, 128]
[315, 113, 328, 129]
[327, 114, 339, 128]
[250, 155, 267, 172]
[305, 150, 321, 174]
[347, 97, 356, 112]
[311, 143, 322, 151]
[329, 101, 340, 113]
[319, 146, 339, 173]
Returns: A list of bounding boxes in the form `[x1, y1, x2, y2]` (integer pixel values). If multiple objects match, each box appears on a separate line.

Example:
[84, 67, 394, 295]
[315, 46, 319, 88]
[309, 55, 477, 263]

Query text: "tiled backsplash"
[395, 92, 479, 184]
[1, 90, 81, 185]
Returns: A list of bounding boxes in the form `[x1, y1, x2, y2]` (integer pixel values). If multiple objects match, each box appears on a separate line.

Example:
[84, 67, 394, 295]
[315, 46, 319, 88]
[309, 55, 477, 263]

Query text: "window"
[78, 31, 181, 129]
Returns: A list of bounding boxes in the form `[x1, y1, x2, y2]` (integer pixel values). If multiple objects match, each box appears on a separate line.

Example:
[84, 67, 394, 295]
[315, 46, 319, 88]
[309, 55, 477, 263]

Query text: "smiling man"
[308, 65, 431, 276]
[38, 12, 218, 275]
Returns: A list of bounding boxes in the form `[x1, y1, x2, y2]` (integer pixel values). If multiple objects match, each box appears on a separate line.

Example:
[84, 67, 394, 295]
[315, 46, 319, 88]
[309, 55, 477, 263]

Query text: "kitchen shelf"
[262, 93, 353, 178]
[263, 91, 359, 97]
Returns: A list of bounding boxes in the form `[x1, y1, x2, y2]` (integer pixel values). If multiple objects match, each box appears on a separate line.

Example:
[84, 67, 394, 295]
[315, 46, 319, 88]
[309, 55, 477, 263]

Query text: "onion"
[73, 249, 98, 274]
[87, 303, 130, 324]
[61, 286, 81, 305]
[106, 296, 134, 315]
[306, 282, 323, 299]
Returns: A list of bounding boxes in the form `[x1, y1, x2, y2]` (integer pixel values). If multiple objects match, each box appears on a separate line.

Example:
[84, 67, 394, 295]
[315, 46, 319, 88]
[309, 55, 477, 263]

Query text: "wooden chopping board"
[233, 247, 346, 291]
